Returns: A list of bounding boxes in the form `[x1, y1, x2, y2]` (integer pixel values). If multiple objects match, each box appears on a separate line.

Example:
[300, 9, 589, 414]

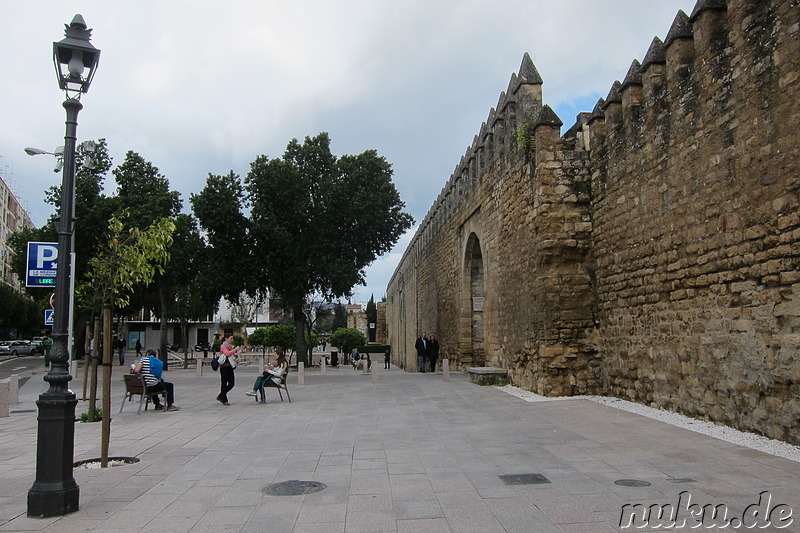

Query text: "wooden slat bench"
[120, 373, 167, 415]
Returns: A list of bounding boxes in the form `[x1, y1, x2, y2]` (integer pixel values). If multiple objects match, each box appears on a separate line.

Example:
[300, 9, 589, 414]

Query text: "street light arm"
[25, 146, 65, 172]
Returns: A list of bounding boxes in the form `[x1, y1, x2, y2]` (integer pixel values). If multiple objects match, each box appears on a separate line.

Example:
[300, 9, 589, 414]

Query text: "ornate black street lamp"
[27, 14, 100, 518]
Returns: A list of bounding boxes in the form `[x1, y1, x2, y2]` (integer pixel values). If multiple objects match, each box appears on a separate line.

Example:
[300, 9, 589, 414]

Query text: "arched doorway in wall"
[462, 233, 486, 367]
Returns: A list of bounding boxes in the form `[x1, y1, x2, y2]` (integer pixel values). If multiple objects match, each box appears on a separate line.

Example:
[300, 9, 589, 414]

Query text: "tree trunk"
[293, 305, 307, 367]
[88, 316, 100, 422]
[101, 304, 112, 467]
[159, 280, 169, 370]
[82, 322, 91, 401]
[182, 318, 190, 357]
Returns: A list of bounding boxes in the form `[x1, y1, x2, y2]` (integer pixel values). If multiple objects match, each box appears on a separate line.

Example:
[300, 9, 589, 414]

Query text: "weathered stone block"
[467, 367, 509, 386]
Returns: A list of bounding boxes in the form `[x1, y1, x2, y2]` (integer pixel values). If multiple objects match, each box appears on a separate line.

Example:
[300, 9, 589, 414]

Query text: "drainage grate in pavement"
[499, 473, 551, 485]
[261, 480, 328, 496]
[668, 477, 697, 483]
[614, 479, 652, 487]
[11, 409, 36, 414]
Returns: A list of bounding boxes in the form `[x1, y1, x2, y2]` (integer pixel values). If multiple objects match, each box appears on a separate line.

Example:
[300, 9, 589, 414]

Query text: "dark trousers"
[430, 357, 437, 372]
[219, 366, 235, 402]
[147, 380, 174, 406]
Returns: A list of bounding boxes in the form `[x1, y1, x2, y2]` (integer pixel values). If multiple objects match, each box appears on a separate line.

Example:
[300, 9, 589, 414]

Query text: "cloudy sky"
[1, 0, 696, 303]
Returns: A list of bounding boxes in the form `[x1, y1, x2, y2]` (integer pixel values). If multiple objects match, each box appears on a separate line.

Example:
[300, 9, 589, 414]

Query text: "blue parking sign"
[26, 242, 59, 288]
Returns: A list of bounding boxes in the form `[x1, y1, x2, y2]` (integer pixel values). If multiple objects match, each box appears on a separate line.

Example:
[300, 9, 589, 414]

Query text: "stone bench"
[467, 367, 508, 386]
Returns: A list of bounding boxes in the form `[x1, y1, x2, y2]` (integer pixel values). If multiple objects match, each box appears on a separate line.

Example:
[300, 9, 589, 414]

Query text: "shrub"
[359, 344, 390, 354]
[78, 407, 103, 423]
[329, 328, 365, 355]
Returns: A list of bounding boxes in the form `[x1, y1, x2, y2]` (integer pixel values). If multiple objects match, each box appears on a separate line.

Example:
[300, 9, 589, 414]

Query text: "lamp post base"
[27, 393, 80, 518]
[27, 485, 80, 518]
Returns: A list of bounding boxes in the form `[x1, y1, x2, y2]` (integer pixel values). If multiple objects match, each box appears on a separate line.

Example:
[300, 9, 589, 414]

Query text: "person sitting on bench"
[245, 349, 288, 398]
[133, 349, 179, 411]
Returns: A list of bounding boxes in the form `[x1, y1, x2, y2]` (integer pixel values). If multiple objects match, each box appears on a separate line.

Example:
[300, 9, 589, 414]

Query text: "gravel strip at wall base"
[497, 385, 800, 463]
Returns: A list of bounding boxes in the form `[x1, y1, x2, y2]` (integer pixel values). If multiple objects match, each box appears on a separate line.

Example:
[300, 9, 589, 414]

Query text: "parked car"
[29, 340, 45, 355]
[0, 340, 37, 357]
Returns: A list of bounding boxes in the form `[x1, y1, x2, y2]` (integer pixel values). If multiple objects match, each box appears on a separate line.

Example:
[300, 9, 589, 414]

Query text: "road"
[0, 354, 47, 388]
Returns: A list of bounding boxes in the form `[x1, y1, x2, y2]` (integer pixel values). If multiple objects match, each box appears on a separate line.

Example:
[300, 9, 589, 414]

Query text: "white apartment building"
[0, 160, 35, 291]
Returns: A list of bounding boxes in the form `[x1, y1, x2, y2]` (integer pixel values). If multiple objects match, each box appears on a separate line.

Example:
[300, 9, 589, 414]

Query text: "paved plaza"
[1, 358, 799, 532]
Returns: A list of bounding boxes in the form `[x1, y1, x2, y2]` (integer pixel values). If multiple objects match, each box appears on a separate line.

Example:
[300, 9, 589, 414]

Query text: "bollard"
[9, 374, 19, 404]
[196, 358, 203, 377]
[297, 362, 305, 386]
[442, 359, 450, 382]
[321, 357, 326, 374]
[0, 381, 9, 417]
[362, 358, 369, 375]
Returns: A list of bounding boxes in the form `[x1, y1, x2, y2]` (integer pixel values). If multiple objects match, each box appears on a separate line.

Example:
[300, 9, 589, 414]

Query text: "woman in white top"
[246, 349, 288, 398]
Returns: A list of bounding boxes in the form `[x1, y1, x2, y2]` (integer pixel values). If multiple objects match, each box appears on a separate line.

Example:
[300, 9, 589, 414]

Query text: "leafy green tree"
[86, 213, 176, 308]
[244, 133, 413, 366]
[306, 330, 319, 351]
[8, 227, 56, 297]
[111, 151, 181, 358]
[11, 138, 114, 356]
[189, 171, 256, 302]
[314, 303, 335, 335]
[112, 151, 181, 225]
[84, 211, 174, 466]
[329, 328, 365, 358]
[161, 214, 218, 356]
[300, 297, 332, 357]
[0, 284, 41, 338]
[45, 138, 116, 288]
[263, 324, 297, 352]
[248, 327, 270, 355]
[332, 301, 347, 332]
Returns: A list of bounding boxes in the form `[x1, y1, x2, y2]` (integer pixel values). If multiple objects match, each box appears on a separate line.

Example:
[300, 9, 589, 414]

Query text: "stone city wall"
[386, 0, 800, 444]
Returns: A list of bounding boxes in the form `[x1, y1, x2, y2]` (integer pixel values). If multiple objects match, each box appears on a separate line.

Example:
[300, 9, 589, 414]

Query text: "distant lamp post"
[27, 14, 100, 518]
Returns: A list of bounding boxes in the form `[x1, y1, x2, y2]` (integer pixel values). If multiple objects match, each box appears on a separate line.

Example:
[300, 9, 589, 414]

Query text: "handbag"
[210, 356, 220, 371]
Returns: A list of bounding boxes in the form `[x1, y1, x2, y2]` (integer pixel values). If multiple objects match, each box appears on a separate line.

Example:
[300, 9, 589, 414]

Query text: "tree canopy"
[193, 132, 413, 365]
[329, 328, 366, 356]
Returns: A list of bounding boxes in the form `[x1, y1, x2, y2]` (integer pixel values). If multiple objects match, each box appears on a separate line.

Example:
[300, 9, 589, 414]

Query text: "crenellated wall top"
[390, 0, 742, 289]
[389, 52, 548, 286]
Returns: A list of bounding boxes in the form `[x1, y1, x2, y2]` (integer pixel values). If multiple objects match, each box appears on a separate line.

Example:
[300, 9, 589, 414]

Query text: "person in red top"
[216, 334, 240, 405]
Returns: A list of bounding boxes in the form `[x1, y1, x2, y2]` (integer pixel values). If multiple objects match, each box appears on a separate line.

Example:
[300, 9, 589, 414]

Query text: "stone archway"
[461, 233, 486, 367]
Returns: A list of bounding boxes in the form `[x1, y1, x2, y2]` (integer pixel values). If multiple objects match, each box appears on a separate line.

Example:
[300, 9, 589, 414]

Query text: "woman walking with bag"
[216, 334, 240, 405]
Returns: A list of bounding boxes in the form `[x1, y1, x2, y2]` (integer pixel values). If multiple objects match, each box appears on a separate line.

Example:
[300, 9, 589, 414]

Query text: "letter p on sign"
[36, 245, 58, 268]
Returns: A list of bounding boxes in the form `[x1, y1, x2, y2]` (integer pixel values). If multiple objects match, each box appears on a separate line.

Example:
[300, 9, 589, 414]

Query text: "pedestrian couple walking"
[414, 332, 440, 372]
